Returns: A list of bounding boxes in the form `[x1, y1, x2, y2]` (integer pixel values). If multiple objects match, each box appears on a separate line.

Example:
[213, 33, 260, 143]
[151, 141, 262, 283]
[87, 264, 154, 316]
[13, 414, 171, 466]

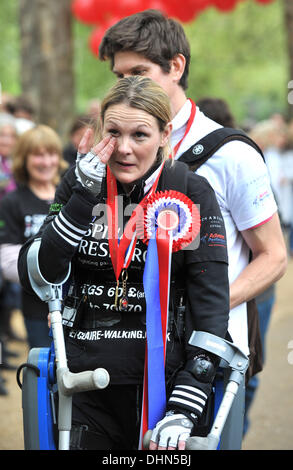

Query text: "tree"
[19, 0, 74, 140]
[284, 0, 293, 118]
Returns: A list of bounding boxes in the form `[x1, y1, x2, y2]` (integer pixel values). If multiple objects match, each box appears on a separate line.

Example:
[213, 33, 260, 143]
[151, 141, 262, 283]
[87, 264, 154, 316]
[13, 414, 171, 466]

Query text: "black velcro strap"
[70, 424, 109, 450]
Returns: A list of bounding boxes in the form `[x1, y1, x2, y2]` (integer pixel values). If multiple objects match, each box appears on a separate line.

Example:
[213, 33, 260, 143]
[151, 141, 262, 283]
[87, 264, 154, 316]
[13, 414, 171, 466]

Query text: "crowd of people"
[0, 8, 291, 450]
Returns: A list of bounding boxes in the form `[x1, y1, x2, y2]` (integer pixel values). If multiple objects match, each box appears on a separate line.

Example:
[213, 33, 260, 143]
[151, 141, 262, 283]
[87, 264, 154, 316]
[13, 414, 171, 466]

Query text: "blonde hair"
[99, 76, 173, 162]
[12, 125, 68, 185]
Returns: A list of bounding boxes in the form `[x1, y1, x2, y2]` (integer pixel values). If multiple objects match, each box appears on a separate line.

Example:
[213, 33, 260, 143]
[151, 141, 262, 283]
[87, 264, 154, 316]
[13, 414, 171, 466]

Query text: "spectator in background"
[12, 95, 35, 121]
[249, 119, 288, 228]
[0, 125, 68, 350]
[282, 119, 293, 257]
[0, 113, 18, 198]
[0, 113, 19, 395]
[197, 97, 237, 128]
[0, 93, 16, 115]
[0, 113, 20, 315]
[86, 98, 101, 120]
[63, 114, 96, 167]
[12, 95, 36, 135]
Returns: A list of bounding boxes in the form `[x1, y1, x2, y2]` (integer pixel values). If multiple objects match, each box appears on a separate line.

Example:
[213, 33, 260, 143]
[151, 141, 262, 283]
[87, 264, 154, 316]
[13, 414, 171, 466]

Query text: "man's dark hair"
[197, 97, 237, 128]
[99, 9, 190, 90]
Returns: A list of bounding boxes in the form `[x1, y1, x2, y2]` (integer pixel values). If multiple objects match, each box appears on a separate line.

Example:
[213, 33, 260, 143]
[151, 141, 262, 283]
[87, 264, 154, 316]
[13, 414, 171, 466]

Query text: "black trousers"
[70, 384, 143, 450]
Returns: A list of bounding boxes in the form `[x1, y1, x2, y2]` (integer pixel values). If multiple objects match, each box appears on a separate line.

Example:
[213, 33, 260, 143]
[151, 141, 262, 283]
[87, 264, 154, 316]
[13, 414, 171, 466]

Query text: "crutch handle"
[58, 368, 110, 396]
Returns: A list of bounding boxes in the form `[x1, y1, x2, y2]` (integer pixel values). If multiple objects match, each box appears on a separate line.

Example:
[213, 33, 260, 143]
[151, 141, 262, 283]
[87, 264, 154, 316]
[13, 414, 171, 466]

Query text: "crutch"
[186, 331, 249, 450]
[143, 330, 249, 450]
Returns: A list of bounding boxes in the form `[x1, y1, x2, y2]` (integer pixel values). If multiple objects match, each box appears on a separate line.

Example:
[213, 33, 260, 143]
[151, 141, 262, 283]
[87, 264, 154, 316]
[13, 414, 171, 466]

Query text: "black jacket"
[18, 160, 229, 416]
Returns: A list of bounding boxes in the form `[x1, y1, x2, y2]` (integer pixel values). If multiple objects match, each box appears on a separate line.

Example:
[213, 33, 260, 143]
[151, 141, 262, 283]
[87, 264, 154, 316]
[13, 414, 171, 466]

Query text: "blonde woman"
[19, 77, 229, 450]
[0, 125, 68, 348]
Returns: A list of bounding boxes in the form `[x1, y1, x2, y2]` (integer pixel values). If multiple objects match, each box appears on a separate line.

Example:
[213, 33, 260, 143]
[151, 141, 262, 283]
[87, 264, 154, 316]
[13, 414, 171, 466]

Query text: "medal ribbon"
[106, 161, 165, 285]
[139, 224, 172, 449]
[106, 163, 172, 450]
[172, 99, 196, 157]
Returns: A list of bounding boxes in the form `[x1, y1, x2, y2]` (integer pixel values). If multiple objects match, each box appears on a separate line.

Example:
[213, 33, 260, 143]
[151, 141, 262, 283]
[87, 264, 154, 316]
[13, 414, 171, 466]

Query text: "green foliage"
[184, 0, 288, 124]
[73, 21, 116, 112]
[0, 0, 289, 125]
[0, 0, 21, 96]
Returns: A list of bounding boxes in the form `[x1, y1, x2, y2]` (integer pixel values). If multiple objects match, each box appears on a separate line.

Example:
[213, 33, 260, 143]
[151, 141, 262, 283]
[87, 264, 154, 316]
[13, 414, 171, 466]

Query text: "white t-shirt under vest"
[172, 99, 278, 355]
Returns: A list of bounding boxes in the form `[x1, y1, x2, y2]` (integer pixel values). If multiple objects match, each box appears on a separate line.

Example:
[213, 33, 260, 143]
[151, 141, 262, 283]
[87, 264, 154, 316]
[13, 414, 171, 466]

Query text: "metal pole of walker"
[206, 370, 243, 449]
[50, 306, 72, 450]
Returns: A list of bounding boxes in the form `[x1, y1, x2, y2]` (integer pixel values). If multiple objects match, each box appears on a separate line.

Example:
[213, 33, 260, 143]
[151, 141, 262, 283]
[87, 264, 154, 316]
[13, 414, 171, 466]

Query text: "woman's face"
[0, 124, 17, 157]
[103, 103, 171, 188]
[26, 147, 59, 185]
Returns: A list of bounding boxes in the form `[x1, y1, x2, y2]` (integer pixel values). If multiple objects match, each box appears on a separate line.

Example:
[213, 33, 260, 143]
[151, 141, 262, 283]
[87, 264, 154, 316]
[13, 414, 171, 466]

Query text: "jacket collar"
[116, 160, 162, 202]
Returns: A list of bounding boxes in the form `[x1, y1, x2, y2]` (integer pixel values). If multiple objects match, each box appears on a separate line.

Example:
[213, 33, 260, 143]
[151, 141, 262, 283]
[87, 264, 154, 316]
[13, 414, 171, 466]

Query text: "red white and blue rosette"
[142, 190, 200, 251]
[139, 191, 201, 449]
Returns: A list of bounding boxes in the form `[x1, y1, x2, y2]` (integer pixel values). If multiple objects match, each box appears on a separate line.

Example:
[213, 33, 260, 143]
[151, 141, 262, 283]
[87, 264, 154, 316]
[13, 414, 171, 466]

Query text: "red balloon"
[89, 27, 106, 56]
[88, 17, 121, 56]
[72, 0, 118, 25]
[146, 0, 168, 10]
[72, 0, 99, 24]
[161, 0, 201, 22]
[254, 0, 275, 3]
[212, 0, 239, 11]
[115, 0, 153, 18]
[191, 0, 212, 10]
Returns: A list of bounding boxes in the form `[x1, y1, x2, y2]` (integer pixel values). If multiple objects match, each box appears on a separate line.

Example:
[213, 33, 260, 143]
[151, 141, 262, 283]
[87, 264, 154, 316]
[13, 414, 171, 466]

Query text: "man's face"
[113, 51, 175, 100]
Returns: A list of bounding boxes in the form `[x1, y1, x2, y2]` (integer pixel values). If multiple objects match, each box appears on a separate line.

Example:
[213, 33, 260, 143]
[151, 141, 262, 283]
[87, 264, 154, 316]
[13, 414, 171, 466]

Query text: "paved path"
[242, 258, 293, 450]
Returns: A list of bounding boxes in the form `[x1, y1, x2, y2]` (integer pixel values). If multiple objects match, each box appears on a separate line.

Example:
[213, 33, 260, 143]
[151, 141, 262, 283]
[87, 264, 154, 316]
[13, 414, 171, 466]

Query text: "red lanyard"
[106, 162, 165, 282]
[172, 99, 196, 157]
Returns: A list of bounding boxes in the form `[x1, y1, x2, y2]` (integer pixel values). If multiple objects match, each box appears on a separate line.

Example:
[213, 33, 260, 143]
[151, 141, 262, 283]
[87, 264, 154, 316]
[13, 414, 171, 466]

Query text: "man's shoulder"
[185, 108, 264, 165]
[215, 139, 263, 160]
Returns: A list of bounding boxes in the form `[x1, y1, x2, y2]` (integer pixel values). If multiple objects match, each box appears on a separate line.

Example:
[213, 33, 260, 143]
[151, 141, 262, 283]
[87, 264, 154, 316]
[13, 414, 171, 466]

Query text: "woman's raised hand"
[75, 128, 116, 196]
